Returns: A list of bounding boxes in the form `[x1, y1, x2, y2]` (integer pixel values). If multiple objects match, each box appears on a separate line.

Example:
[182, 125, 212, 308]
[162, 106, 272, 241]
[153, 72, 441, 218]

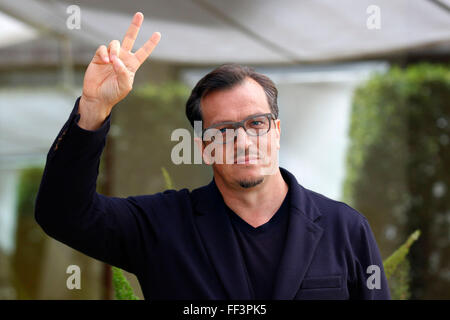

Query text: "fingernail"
[103, 56, 110, 63]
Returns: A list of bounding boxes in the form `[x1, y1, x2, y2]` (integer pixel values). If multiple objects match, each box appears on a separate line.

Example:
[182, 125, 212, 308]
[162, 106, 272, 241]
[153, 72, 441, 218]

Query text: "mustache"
[233, 149, 264, 161]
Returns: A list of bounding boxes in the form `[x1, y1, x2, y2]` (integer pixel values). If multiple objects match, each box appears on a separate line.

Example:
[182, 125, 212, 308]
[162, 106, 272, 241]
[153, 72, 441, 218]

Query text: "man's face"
[196, 77, 281, 189]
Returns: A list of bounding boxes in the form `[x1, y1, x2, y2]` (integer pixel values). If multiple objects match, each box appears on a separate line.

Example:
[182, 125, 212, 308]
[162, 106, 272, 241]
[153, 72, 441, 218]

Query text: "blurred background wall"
[0, 0, 449, 299]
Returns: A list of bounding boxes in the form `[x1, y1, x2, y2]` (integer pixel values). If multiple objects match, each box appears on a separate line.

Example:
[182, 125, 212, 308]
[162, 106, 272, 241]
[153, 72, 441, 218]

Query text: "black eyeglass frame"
[201, 112, 277, 144]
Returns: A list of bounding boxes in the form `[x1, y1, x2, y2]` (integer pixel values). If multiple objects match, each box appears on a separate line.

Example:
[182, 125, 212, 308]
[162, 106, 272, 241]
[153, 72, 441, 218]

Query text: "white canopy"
[0, 0, 449, 64]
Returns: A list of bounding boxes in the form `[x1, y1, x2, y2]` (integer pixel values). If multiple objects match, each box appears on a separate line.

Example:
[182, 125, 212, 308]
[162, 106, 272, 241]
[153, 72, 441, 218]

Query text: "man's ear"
[275, 119, 281, 149]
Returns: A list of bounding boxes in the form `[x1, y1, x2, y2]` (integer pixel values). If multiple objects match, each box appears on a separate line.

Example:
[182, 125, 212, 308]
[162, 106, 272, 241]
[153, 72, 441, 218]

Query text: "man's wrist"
[78, 95, 112, 131]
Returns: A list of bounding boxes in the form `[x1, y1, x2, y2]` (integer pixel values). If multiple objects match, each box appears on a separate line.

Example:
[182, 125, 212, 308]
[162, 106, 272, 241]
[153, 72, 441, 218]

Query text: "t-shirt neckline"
[226, 189, 290, 234]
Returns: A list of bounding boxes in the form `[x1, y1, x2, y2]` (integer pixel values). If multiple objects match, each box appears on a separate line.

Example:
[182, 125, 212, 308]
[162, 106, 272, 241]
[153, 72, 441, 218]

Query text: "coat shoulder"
[139, 187, 192, 205]
[302, 188, 377, 255]
[126, 187, 193, 217]
[304, 187, 368, 227]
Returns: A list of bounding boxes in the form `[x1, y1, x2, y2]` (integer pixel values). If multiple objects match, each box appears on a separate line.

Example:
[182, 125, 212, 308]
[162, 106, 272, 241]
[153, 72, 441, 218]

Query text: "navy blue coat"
[35, 97, 390, 300]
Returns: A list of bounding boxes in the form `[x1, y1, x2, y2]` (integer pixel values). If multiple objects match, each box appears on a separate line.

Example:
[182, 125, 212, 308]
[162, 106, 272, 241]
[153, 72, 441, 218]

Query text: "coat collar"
[191, 167, 324, 299]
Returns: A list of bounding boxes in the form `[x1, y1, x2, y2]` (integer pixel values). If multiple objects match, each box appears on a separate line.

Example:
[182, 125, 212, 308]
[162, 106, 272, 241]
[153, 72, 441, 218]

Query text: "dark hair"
[185, 63, 278, 128]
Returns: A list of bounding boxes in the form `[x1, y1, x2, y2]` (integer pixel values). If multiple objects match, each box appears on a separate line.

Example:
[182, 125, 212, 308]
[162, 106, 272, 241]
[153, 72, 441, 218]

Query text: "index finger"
[122, 12, 144, 52]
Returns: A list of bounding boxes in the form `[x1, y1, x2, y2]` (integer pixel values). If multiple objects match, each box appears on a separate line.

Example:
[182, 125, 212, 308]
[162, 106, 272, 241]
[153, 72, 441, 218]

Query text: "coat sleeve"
[348, 215, 391, 300]
[34, 97, 157, 275]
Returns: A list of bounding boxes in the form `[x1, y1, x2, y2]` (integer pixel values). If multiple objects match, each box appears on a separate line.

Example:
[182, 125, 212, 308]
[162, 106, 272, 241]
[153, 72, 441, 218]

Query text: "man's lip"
[235, 155, 259, 163]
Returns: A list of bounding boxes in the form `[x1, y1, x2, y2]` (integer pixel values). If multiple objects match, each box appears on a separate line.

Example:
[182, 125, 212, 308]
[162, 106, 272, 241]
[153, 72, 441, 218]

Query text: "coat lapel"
[271, 168, 324, 299]
[192, 179, 253, 300]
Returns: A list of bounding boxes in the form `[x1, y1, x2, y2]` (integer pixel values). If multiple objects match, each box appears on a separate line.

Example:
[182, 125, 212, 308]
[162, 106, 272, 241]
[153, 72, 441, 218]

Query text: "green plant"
[161, 166, 173, 190]
[112, 266, 139, 300]
[383, 230, 421, 300]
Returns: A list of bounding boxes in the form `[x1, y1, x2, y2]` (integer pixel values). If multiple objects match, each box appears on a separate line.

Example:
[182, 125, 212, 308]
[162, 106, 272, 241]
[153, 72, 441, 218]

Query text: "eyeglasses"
[202, 113, 276, 144]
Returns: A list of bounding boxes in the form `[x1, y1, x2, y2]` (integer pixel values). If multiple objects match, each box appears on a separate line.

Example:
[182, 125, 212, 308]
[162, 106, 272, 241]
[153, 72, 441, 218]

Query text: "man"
[35, 12, 390, 300]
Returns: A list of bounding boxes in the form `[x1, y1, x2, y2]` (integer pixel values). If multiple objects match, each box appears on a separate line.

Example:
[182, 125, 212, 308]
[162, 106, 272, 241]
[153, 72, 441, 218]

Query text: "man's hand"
[78, 12, 161, 130]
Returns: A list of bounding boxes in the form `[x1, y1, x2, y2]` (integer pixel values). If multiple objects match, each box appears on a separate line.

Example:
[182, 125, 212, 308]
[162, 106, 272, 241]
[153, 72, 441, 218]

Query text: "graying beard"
[238, 178, 264, 189]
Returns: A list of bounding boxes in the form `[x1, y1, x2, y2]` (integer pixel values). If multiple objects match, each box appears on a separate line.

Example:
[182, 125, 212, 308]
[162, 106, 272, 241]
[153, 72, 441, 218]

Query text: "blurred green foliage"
[344, 63, 450, 299]
[133, 81, 191, 106]
[12, 166, 46, 299]
[161, 166, 174, 190]
[383, 230, 420, 300]
[112, 266, 139, 300]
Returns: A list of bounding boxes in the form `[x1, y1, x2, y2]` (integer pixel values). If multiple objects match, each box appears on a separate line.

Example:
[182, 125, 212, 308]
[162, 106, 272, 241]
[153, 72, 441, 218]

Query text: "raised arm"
[35, 13, 161, 274]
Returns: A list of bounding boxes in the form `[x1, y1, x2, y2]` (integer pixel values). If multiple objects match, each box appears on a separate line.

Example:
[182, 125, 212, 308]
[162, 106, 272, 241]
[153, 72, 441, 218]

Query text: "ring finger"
[108, 40, 121, 61]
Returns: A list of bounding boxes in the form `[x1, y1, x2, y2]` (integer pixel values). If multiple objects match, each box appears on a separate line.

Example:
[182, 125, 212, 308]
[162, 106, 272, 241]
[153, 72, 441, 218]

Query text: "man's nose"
[234, 127, 254, 149]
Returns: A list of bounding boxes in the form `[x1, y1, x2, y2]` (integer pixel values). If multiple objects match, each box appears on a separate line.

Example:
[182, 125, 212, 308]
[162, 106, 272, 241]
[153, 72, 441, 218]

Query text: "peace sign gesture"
[79, 12, 161, 130]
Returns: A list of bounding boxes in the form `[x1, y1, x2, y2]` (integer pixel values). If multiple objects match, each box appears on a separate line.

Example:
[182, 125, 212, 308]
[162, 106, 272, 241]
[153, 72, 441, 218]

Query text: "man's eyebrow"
[209, 119, 235, 126]
[209, 113, 267, 126]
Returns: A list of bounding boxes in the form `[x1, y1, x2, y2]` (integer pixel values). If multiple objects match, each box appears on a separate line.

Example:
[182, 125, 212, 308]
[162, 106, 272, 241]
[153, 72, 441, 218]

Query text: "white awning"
[0, 0, 449, 64]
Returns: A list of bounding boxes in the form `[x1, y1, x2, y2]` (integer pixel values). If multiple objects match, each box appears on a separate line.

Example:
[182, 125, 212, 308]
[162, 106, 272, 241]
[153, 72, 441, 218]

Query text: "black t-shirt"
[225, 188, 290, 300]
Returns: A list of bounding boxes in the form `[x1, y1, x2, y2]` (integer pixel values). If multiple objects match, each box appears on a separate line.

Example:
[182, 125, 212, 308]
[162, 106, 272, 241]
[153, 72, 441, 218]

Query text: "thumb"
[112, 55, 132, 90]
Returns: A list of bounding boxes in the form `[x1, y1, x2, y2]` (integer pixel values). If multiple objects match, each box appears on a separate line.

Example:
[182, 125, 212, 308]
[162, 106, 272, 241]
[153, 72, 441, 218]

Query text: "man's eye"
[219, 128, 227, 133]
[250, 121, 263, 126]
